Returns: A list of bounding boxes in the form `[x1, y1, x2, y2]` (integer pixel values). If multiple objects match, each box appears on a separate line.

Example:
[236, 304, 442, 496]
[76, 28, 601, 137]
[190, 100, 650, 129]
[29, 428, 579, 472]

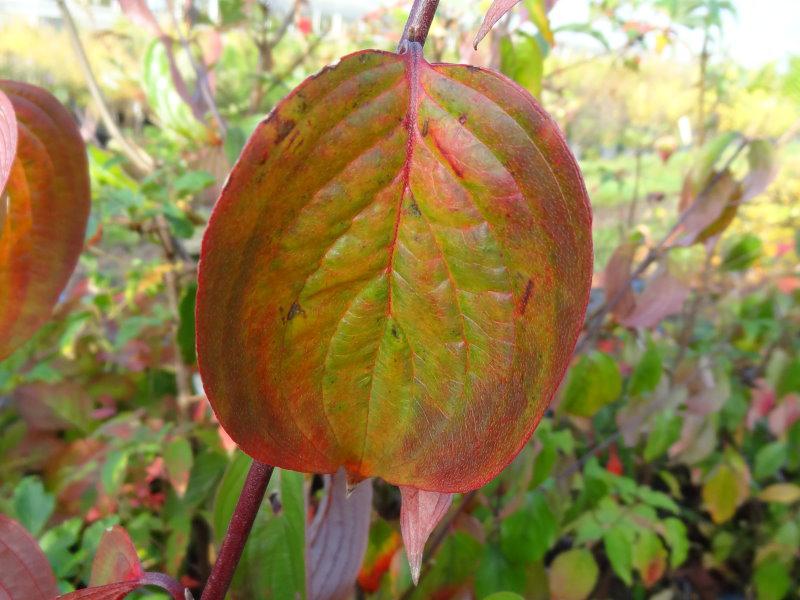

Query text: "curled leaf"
[0, 80, 91, 359]
[741, 139, 778, 202]
[0, 515, 59, 600]
[399, 486, 453, 584]
[306, 469, 373, 600]
[474, 0, 524, 49]
[673, 169, 740, 246]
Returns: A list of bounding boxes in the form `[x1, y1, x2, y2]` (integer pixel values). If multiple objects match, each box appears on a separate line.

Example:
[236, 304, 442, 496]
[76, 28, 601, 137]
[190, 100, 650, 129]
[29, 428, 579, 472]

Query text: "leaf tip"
[399, 486, 454, 586]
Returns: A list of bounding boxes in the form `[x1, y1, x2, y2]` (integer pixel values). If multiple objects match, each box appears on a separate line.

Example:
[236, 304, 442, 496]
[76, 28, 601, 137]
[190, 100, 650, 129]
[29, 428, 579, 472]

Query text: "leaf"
[58, 526, 185, 599]
[0, 87, 16, 195]
[306, 469, 373, 600]
[118, 0, 163, 36]
[632, 530, 667, 588]
[195, 49, 592, 495]
[164, 437, 194, 497]
[721, 233, 763, 271]
[523, 0, 555, 46]
[603, 526, 633, 585]
[0, 515, 59, 599]
[562, 351, 622, 418]
[484, 594, 525, 600]
[500, 492, 556, 563]
[702, 455, 750, 524]
[89, 526, 142, 586]
[754, 441, 787, 481]
[474, 0, 524, 49]
[101, 450, 129, 496]
[475, 545, 526, 597]
[500, 33, 544, 97]
[400, 486, 453, 584]
[629, 341, 662, 396]
[662, 517, 689, 568]
[177, 282, 197, 365]
[741, 139, 778, 202]
[753, 557, 791, 600]
[549, 548, 598, 600]
[759, 483, 800, 504]
[620, 263, 690, 329]
[603, 240, 638, 321]
[674, 170, 740, 246]
[0, 81, 90, 359]
[12, 476, 55, 537]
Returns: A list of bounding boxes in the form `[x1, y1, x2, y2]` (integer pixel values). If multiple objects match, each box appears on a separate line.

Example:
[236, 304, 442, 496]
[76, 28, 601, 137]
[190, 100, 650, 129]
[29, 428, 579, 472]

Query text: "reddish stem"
[200, 461, 274, 600]
[398, 0, 440, 50]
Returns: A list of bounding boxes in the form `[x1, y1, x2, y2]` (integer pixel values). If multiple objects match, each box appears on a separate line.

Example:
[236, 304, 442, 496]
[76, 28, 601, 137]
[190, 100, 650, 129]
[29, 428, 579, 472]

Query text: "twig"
[398, 0, 440, 51]
[56, 0, 155, 176]
[201, 461, 274, 600]
[675, 237, 718, 364]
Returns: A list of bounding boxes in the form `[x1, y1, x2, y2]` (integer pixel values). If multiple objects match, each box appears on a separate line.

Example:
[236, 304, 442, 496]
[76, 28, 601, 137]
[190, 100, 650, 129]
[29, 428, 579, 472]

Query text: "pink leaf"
[673, 170, 738, 246]
[0, 515, 59, 600]
[473, 0, 524, 49]
[768, 394, 800, 438]
[90, 526, 143, 586]
[0, 88, 16, 195]
[603, 240, 638, 321]
[118, 0, 163, 36]
[620, 265, 690, 329]
[306, 469, 373, 600]
[399, 486, 453, 584]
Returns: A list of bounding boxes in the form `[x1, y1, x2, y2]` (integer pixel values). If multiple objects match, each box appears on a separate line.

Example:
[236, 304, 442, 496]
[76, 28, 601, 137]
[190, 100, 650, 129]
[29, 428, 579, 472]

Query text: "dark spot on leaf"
[269, 492, 282, 514]
[286, 301, 305, 322]
[458, 114, 468, 125]
[275, 119, 296, 144]
[391, 326, 398, 338]
[421, 119, 430, 137]
[516, 279, 534, 316]
[408, 199, 421, 217]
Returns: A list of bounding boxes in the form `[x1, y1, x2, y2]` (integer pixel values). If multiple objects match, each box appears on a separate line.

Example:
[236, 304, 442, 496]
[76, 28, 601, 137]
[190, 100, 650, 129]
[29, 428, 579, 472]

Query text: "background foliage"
[0, 0, 799, 598]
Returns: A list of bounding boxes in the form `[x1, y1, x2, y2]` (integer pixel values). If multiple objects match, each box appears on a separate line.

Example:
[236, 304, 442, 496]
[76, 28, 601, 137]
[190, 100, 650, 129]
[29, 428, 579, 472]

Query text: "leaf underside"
[0, 515, 60, 600]
[196, 47, 592, 493]
[0, 80, 90, 359]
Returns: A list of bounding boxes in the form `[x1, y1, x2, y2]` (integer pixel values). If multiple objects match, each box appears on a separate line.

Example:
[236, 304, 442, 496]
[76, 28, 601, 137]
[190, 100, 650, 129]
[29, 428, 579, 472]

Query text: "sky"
[548, 0, 800, 69]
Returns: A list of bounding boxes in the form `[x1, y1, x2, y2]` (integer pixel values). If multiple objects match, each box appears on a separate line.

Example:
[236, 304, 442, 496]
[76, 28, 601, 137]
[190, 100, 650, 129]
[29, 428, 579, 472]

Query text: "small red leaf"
[306, 469, 373, 600]
[58, 527, 186, 600]
[90, 526, 143, 586]
[474, 0, 524, 49]
[0, 515, 59, 600]
[399, 486, 453, 584]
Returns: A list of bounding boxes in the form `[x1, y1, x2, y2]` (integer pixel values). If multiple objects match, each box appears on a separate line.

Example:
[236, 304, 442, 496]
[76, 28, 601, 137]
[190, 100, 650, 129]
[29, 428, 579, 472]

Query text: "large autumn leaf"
[0, 81, 90, 359]
[196, 46, 591, 494]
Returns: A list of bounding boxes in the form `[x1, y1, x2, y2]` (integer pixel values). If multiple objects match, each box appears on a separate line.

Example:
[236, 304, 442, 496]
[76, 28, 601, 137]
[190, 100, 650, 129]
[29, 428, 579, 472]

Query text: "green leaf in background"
[632, 529, 667, 587]
[562, 351, 623, 417]
[142, 40, 208, 142]
[164, 437, 194, 497]
[702, 455, 750, 524]
[721, 233, 763, 271]
[776, 358, 800, 397]
[500, 33, 544, 97]
[12, 477, 55, 537]
[500, 493, 556, 563]
[603, 526, 634, 585]
[643, 410, 681, 462]
[662, 517, 689, 568]
[754, 441, 787, 481]
[629, 340, 663, 396]
[173, 170, 216, 197]
[753, 557, 791, 600]
[411, 532, 482, 600]
[483, 593, 525, 600]
[549, 548, 598, 600]
[523, 0, 555, 46]
[214, 452, 306, 599]
[39, 518, 84, 581]
[101, 450, 129, 496]
[177, 283, 198, 366]
[476, 545, 526, 598]
[183, 448, 228, 508]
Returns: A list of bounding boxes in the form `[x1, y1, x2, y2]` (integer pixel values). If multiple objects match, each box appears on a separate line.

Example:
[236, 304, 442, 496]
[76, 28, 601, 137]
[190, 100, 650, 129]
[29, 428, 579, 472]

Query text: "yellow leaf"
[759, 484, 800, 504]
